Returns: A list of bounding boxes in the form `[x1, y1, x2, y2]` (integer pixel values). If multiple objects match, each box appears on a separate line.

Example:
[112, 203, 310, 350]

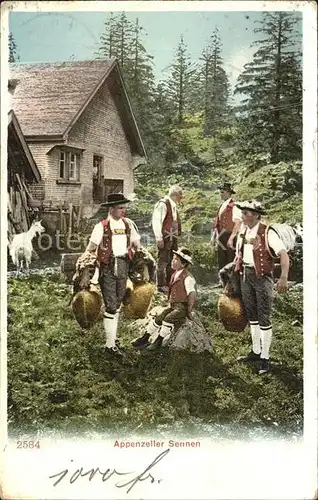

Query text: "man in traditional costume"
[86, 193, 141, 357]
[132, 247, 196, 350]
[234, 200, 289, 374]
[210, 183, 242, 270]
[151, 185, 183, 293]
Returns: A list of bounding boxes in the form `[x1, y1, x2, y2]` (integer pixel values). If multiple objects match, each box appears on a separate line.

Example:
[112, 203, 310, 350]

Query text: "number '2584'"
[17, 441, 40, 449]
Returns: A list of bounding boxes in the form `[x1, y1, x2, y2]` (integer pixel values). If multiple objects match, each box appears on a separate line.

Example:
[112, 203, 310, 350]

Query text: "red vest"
[236, 223, 274, 277]
[162, 199, 181, 238]
[168, 268, 191, 303]
[214, 199, 235, 233]
[97, 218, 131, 265]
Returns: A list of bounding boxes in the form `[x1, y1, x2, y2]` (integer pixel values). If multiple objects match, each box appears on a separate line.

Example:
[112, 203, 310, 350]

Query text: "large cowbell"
[72, 285, 103, 329]
[218, 262, 247, 332]
[122, 247, 157, 319]
[122, 280, 156, 319]
[218, 294, 247, 332]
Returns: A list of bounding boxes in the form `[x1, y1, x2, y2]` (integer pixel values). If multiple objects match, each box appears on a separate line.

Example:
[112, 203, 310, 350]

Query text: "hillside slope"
[132, 114, 302, 232]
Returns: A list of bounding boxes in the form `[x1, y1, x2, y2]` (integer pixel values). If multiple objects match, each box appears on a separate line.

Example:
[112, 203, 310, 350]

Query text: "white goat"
[9, 220, 45, 273]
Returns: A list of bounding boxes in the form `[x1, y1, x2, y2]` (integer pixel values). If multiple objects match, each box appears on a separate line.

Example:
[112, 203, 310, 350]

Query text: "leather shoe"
[104, 346, 124, 358]
[146, 335, 163, 351]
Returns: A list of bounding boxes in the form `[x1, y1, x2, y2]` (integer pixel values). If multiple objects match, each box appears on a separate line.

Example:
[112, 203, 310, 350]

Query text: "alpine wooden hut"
[9, 59, 147, 230]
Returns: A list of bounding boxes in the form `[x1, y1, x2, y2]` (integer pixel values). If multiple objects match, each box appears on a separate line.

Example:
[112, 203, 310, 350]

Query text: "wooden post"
[8, 211, 21, 233]
[77, 203, 82, 229]
[7, 195, 12, 214]
[72, 205, 77, 229]
[59, 200, 63, 232]
[74, 204, 82, 230]
[68, 203, 73, 239]
[15, 173, 30, 228]
[10, 187, 14, 210]
[15, 191, 21, 222]
[15, 173, 24, 192]
[62, 211, 66, 234]
[21, 178, 33, 200]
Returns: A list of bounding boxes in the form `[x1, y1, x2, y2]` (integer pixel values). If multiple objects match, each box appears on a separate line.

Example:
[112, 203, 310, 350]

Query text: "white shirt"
[89, 216, 140, 256]
[152, 196, 178, 241]
[236, 222, 287, 266]
[219, 198, 242, 221]
[172, 270, 196, 295]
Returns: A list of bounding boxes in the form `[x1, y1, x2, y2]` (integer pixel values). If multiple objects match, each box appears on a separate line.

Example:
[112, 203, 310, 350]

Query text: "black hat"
[235, 200, 267, 215]
[172, 247, 193, 265]
[218, 183, 236, 194]
[100, 193, 131, 207]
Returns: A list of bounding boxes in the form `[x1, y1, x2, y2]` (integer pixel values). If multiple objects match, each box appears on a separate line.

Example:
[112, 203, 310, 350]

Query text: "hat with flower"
[235, 200, 267, 215]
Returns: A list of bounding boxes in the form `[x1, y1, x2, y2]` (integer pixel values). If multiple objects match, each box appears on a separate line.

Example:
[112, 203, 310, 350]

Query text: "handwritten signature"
[49, 448, 170, 494]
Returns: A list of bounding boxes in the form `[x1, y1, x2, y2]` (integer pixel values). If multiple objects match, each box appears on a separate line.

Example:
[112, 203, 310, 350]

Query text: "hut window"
[59, 151, 66, 178]
[59, 150, 80, 181]
[69, 153, 78, 180]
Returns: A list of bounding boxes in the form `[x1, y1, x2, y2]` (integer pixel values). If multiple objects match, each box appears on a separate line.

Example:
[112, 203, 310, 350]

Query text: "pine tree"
[96, 12, 134, 69]
[200, 28, 230, 137]
[129, 19, 155, 119]
[131, 19, 144, 95]
[234, 12, 302, 162]
[96, 13, 156, 148]
[96, 13, 118, 58]
[165, 35, 197, 124]
[9, 32, 19, 63]
[116, 13, 134, 71]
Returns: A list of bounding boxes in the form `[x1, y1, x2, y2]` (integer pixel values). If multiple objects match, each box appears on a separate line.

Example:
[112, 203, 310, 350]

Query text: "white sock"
[250, 321, 261, 354]
[260, 325, 273, 359]
[103, 312, 116, 348]
[114, 309, 120, 341]
[159, 321, 174, 338]
[147, 319, 161, 342]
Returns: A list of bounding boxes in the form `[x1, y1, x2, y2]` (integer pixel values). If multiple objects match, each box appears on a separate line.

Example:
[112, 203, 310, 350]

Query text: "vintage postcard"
[0, 1, 317, 499]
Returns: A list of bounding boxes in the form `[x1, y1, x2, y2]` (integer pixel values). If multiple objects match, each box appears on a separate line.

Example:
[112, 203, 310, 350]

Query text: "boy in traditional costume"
[86, 193, 141, 357]
[234, 200, 289, 374]
[132, 247, 196, 350]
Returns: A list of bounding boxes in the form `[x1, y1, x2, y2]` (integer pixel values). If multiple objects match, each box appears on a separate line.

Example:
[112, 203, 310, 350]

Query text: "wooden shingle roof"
[8, 110, 41, 182]
[10, 60, 146, 158]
